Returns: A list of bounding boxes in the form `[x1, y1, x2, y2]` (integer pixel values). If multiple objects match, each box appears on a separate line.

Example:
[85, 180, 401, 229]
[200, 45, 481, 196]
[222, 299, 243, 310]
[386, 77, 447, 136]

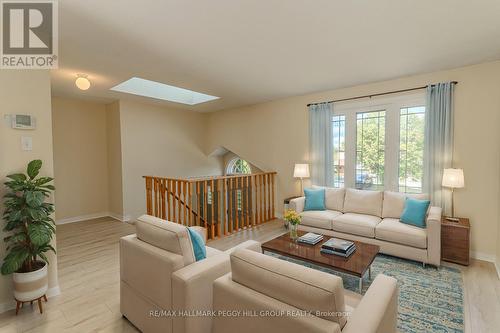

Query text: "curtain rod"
[306, 81, 458, 107]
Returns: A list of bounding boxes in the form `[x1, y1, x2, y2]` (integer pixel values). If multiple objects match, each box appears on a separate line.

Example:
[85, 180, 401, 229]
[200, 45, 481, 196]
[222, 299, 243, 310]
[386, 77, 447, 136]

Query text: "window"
[399, 106, 425, 193]
[226, 158, 251, 210]
[330, 93, 425, 193]
[226, 158, 251, 175]
[332, 115, 345, 188]
[356, 111, 385, 190]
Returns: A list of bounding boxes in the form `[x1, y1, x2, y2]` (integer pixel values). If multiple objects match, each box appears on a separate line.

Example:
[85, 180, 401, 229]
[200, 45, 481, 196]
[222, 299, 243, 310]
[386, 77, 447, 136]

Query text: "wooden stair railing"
[144, 172, 277, 240]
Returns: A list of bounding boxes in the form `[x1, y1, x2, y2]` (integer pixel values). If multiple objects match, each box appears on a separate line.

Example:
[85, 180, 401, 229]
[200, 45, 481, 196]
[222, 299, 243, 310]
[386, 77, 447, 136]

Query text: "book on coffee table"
[320, 246, 356, 258]
[322, 238, 355, 252]
[297, 232, 323, 245]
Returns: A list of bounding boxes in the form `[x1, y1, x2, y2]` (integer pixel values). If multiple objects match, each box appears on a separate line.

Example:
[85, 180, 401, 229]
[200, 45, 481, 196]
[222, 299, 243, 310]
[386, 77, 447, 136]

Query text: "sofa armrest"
[289, 197, 305, 213]
[172, 253, 231, 333]
[426, 206, 442, 266]
[342, 274, 398, 333]
[225, 240, 262, 254]
[190, 226, 207, 242]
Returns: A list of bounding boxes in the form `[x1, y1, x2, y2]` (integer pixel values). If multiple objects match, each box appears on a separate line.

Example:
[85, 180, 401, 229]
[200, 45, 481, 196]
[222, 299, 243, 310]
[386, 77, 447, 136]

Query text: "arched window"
[226, 158, 251, 211]
[226, 158, 251, 175]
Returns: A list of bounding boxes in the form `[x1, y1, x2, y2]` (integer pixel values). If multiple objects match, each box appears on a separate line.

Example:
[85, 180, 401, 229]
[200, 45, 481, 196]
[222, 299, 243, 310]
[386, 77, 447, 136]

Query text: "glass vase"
[289, 223, 298, 241]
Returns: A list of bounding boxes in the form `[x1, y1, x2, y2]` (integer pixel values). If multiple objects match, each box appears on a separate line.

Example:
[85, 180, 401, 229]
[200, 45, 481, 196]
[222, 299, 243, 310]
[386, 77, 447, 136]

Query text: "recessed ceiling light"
[75, 74, 91, 90]
[110, 77, 219, 105]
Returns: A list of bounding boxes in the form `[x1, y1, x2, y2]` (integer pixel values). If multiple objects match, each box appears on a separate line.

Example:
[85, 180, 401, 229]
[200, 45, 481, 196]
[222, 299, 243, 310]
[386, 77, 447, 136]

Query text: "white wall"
[106, 101, 124, 220]
[0, 70, 59, 311]
[208, 60, 500, 260]
[52, 97, 109, 222]
[119, 100, 223, 220]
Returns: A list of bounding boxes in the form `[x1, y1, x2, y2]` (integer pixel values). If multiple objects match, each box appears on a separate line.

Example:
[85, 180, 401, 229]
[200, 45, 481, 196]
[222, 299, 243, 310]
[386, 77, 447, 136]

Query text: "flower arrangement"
[284, 209, 301, 225]
[284, 209, 301, 240]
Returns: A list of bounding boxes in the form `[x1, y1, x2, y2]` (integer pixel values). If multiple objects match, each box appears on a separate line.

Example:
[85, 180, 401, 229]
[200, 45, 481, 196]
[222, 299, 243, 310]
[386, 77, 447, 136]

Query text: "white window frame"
[332, 92, 425, 192]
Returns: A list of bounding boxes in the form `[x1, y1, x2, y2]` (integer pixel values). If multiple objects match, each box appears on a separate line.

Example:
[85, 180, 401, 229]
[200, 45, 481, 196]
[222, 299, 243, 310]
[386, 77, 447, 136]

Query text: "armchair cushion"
[188, 227, 207, 261]
[230, 248, 347, 327]
[136, 215, 196, 265]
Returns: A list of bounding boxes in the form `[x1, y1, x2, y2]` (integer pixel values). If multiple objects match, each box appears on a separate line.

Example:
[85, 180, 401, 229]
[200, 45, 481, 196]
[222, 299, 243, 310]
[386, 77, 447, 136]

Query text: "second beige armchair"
[213, 248, 399, 333]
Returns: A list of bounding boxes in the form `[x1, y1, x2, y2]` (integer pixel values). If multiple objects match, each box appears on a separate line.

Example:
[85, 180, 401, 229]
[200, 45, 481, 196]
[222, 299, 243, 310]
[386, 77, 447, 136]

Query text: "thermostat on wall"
[11, 114, 36, 130]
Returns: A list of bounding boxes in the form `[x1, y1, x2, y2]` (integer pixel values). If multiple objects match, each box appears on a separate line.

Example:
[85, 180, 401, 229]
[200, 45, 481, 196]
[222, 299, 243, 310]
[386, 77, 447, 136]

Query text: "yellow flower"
[284, 209, 301, 225]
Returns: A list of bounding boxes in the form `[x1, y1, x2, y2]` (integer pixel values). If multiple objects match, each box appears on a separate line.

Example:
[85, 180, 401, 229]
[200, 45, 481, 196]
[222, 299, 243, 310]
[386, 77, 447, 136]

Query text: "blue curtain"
[309, 103, 333, 186]
[423, 82, 454, 213]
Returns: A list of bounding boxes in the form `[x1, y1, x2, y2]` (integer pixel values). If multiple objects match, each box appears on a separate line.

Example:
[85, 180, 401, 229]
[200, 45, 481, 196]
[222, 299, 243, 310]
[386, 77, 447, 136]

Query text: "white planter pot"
[13, 261, 48, 302]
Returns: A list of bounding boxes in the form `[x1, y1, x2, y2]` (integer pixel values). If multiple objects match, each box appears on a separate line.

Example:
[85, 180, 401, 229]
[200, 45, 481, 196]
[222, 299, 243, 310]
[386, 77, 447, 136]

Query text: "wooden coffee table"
[261, 231, 380, 293]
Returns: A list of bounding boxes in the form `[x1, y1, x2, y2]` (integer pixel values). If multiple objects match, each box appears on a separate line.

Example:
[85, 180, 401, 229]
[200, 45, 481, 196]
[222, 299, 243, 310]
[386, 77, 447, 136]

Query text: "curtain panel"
[423, 82, 455, 214]
[309, 103, 333, 186]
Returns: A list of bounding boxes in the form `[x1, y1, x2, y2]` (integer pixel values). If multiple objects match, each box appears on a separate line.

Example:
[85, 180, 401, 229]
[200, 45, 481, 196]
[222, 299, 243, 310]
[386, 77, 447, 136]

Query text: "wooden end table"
[262, 231, 379, 293]
[441, 217, 470, 266]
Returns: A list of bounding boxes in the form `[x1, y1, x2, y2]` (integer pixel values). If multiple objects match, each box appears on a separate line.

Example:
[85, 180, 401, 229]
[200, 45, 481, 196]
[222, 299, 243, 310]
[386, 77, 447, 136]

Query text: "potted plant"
[284, 209, 301, 241]
[1, 160, 56, 313]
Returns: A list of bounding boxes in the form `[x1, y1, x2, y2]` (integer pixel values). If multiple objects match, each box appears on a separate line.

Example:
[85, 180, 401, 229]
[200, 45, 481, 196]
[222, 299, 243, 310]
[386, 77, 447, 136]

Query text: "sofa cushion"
[304, 188, 326, 211]
[375, 218, 427, 249]
[343, 189, 383, 217]
[332, 213, 381, 238]
[382, 191, 430, 219]
[300, 210, 342, 229]
[230, 248, 347, 327]
[400, 198, 431, 228]
[312, 185, 345, 211]
[136, 215, 195, 265]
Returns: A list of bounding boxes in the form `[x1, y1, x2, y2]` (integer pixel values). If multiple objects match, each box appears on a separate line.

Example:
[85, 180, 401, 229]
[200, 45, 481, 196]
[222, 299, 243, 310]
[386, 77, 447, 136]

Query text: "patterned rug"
[266, 252, 464, 333]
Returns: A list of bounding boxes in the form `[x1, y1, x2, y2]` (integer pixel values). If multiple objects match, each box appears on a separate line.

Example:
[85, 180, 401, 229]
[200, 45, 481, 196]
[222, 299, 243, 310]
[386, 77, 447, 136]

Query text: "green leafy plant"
[1, 160, 56, 275]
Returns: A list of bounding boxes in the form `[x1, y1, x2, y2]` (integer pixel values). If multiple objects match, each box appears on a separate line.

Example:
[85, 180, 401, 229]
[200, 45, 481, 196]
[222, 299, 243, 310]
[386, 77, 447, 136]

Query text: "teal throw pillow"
[400, 198, 431, 228]
[187, 227, 206, 261]
[304, 188, 326, 211]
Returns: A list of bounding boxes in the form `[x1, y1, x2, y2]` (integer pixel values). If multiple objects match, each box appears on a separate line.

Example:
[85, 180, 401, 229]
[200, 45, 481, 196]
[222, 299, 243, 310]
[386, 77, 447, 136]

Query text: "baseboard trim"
[109, 212, 132, 223]
[56, 212, 110, 225]
[494, 261, 500, 280]
[0, 285, 60, 314]
[46, 285, 61, 298]
[0, 300, 15, 314]
[470, 251, 496, 263]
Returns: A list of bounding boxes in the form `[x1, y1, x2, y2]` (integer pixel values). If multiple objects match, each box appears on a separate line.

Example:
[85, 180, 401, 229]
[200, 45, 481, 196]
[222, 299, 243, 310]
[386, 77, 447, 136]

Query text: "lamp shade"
[442, 168, 464, 188]
[293, 164, 310, 178]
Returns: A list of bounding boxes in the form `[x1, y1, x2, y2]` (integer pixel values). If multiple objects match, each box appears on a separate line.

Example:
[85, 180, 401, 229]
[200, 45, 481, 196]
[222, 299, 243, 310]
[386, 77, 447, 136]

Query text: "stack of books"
[320, 238, 356, 257]
[297, 232, 323, 245]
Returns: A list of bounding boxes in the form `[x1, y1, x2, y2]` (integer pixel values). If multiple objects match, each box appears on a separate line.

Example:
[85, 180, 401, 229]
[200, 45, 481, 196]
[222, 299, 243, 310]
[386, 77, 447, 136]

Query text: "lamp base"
[445, 216, 460, 222]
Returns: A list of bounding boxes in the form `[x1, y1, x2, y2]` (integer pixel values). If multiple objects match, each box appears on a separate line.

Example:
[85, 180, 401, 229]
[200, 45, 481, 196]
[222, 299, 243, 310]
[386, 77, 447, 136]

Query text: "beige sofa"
[120, 215, 260, 333]
[213, 248, 399, 333]
[290, 188, 442, 266]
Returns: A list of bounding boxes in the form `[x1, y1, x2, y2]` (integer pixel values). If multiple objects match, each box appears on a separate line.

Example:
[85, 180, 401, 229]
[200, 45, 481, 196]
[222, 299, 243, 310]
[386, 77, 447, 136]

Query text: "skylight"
[110, 77, 219, 105]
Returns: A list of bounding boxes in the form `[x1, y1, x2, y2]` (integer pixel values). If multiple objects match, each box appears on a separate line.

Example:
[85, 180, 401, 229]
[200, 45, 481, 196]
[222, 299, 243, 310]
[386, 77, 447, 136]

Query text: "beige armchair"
[213, 248, 399, 333]
[120, 215, 260, 333]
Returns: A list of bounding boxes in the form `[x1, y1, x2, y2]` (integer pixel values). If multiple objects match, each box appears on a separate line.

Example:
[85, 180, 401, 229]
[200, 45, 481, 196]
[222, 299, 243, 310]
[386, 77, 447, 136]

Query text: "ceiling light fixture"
[75, 74, 91, 90]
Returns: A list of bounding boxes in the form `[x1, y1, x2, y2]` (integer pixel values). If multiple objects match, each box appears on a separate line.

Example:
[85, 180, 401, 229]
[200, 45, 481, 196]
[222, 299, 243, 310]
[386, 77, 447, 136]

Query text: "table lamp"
[442, 168, 464, 222]
[293, 164, 310, 195]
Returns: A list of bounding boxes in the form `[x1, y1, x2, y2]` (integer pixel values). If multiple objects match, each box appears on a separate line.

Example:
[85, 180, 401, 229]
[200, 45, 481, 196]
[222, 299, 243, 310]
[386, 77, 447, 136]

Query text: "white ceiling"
[51, 0, 500, 112]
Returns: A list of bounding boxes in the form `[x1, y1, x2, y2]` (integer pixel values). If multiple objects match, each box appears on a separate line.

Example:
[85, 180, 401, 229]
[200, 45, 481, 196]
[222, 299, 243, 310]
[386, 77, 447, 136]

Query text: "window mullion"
[385, 104, 399, 192]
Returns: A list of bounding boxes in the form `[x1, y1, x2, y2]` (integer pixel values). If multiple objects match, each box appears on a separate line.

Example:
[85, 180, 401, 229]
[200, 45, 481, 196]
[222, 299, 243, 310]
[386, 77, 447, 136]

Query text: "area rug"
[266, 253, 464, 333]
